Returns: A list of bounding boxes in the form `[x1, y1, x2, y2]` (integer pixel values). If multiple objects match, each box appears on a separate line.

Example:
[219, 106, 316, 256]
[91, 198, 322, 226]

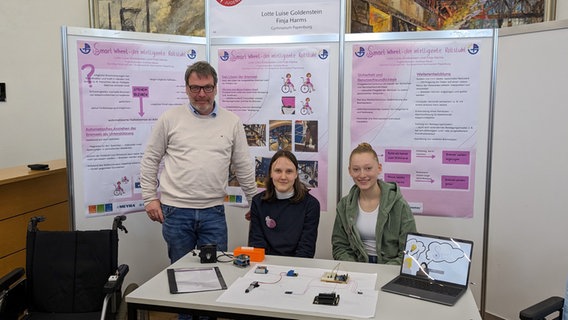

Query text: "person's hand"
[145, 199, 164, 223]
[244, 210, 251, 221]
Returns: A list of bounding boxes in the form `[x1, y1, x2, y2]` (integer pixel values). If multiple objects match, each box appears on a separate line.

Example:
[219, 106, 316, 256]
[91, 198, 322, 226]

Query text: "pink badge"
[265, 216, 276, 229]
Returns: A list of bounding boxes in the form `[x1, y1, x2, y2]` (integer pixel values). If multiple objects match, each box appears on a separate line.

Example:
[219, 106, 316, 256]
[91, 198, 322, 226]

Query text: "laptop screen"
[401, 233, 473, 286]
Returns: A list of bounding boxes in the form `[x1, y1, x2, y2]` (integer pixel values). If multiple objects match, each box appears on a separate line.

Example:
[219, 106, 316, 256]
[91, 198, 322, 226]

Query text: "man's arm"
[231, 120, 258, 202]
[145, 199, 164, 223]
[140, 117, 168, 221]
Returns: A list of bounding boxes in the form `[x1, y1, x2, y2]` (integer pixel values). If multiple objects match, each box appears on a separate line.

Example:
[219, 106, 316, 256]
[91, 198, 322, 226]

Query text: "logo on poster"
[219, 51, 230, 61]
[467, 43, 479, 55]
[354, 46, 365, 58]
[217, 0, 241, 6]
[79, 43, 91, 55]
[187, 49, 197, 59]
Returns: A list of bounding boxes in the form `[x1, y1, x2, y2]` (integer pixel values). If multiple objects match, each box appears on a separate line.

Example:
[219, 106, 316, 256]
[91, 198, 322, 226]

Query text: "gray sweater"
[140, 104, 257, 208]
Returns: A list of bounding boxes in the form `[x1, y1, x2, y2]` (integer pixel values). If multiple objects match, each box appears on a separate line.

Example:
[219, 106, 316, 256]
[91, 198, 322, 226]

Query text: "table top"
[126, 253, 481, 320]
[0, 159, 66, 185]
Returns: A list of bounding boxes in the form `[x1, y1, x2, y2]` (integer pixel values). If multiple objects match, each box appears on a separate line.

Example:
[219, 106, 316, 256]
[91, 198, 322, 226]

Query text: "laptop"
[381, 232, 474, 306]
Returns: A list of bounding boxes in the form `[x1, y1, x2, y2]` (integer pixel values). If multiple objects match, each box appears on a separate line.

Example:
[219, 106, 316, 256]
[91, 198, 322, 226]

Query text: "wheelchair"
[519, 296, 565, 320]
[0, 215, 132, 320]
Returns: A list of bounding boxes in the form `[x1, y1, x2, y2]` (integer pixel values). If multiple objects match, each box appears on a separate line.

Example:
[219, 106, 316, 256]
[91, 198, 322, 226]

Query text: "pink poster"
[217, 46, 331, 210]
[76, 39, 204, 216]
[350, 39, 484, 218]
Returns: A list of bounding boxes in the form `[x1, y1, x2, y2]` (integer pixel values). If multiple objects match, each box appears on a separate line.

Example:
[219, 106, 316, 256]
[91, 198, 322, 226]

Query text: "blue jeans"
[161, 204, 228, 264]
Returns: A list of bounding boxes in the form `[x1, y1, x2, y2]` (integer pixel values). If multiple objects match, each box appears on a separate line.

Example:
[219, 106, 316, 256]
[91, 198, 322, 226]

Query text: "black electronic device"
[245, 281, 259, 293]
[313, 292, 340, 306]
[0, 82, 6, 102]
[199, 244, 217, 263]
[27, 164, 49, 171]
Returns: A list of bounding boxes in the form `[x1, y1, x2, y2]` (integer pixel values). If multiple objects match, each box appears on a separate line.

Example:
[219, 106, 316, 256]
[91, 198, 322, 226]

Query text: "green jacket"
[332, 180, 417, 265]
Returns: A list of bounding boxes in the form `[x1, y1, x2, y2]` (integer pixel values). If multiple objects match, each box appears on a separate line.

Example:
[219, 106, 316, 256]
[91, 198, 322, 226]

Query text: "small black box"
[199, 244, 217, 263]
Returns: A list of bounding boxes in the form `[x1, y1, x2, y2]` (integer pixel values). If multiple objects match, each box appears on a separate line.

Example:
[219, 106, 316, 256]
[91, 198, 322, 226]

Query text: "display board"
[207, 0, 343, 262]
[209, 35, 340, 260]
[62, 26, 206, 284]
[342, 29, 495, 305]
[487, 20, 568, 320]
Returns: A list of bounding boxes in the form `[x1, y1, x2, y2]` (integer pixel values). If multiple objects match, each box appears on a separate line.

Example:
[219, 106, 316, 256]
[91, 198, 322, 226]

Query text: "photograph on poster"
[244, 124, 267, 147]
[90, 0, 205, 36]
[295, 120, 318, 153]
[351, 0, 549, 32]
[228, 164, 241, 188]
[254, 156, 270, 188]
[298, 160, 318, 189]
[269, 120, 293, 152]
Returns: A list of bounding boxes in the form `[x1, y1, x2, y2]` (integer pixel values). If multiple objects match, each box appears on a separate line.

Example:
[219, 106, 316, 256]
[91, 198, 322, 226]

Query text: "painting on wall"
[90, 0, 205, 36]
[350, 0, 555, 33]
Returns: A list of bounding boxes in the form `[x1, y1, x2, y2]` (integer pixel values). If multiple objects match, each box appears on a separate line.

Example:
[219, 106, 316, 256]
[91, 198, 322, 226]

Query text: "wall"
[0, 1, 89, 168]
[558, 1, 568, 19]
[486, 19, 568, 319]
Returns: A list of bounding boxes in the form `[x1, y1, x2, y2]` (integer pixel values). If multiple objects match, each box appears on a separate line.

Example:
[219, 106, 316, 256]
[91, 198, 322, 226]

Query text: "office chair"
[519, 296, 564, 320]
[519, 277, 567, 320]
[0, 215, 130, 320]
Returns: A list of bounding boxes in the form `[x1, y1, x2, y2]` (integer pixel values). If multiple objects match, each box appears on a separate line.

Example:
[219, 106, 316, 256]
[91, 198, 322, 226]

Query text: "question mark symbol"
[81, 64, 95, 87]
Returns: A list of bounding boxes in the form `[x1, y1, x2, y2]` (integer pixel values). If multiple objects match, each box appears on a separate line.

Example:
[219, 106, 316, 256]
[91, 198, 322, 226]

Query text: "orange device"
[233, 246, 265, 262]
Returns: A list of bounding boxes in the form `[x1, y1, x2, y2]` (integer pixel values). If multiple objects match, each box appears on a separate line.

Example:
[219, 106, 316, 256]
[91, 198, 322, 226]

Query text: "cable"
[258, 272, 285, 285]
[330, 262, 341, 274]
[216, 250, 235, 263]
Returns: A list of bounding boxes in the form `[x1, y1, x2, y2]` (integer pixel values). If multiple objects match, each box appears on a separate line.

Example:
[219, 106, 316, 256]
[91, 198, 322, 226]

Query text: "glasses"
[187, 85, 215, 93]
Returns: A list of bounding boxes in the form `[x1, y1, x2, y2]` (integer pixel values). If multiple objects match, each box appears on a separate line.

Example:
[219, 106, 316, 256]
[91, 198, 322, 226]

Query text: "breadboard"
[320, 272, 349, 283]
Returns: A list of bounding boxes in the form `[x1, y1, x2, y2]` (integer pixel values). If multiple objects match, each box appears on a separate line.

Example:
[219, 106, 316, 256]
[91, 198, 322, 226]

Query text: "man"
[140, 61, 257, 263]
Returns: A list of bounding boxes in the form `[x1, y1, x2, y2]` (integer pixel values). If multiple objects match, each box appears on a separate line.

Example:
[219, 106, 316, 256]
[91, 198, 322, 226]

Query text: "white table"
[126, 253, 481, 320]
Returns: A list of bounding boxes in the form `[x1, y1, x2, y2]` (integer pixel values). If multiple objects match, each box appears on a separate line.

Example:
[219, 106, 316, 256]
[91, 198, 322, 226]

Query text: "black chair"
[0, 215, 130, 320]
[519, 296, 565, 320]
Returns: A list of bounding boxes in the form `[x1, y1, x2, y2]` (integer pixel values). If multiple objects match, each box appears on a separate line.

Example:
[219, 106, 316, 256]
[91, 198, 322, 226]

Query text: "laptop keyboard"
[394, 277, 463, 297]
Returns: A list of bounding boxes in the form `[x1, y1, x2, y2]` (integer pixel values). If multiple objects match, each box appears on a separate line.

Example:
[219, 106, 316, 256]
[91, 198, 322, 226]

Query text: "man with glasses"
[140, 61, 257, 265]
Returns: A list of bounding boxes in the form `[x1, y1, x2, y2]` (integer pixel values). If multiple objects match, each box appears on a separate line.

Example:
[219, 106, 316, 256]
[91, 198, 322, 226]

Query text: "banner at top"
[209, 0, 341, 37]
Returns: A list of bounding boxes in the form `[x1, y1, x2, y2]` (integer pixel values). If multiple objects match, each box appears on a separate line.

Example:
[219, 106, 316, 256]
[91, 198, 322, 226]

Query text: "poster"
[217, 46, 331, 210]
[350, 39, 484, 217]
[209, 0, 340, 37]
[76, 39, 204, 216]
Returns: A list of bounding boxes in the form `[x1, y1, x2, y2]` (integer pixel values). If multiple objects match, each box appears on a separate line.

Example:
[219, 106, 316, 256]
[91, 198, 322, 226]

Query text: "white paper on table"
[217, 264, 378, 318]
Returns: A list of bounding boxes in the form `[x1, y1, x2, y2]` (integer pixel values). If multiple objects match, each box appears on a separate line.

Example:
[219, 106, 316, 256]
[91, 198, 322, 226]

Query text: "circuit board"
[320, 272, 349, 283]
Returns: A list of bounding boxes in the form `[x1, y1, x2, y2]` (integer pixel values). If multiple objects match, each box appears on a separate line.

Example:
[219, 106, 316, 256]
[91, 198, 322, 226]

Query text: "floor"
[484, 312, 505, 320]
[148, 310, 505, 320]
[147, 311, 178, 320]
[146, 312, 231, 320]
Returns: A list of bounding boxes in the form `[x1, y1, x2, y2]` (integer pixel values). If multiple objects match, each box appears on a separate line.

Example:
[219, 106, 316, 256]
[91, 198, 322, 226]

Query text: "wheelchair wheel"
[281, 84, 290, 93]
[300, 85, 309, 93]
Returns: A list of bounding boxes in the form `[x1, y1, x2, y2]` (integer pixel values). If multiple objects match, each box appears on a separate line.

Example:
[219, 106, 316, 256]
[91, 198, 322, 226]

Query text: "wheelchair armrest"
[103, 264, 129, 294]
[519, 296, 564, 320]
[0, 268, 24, 292]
